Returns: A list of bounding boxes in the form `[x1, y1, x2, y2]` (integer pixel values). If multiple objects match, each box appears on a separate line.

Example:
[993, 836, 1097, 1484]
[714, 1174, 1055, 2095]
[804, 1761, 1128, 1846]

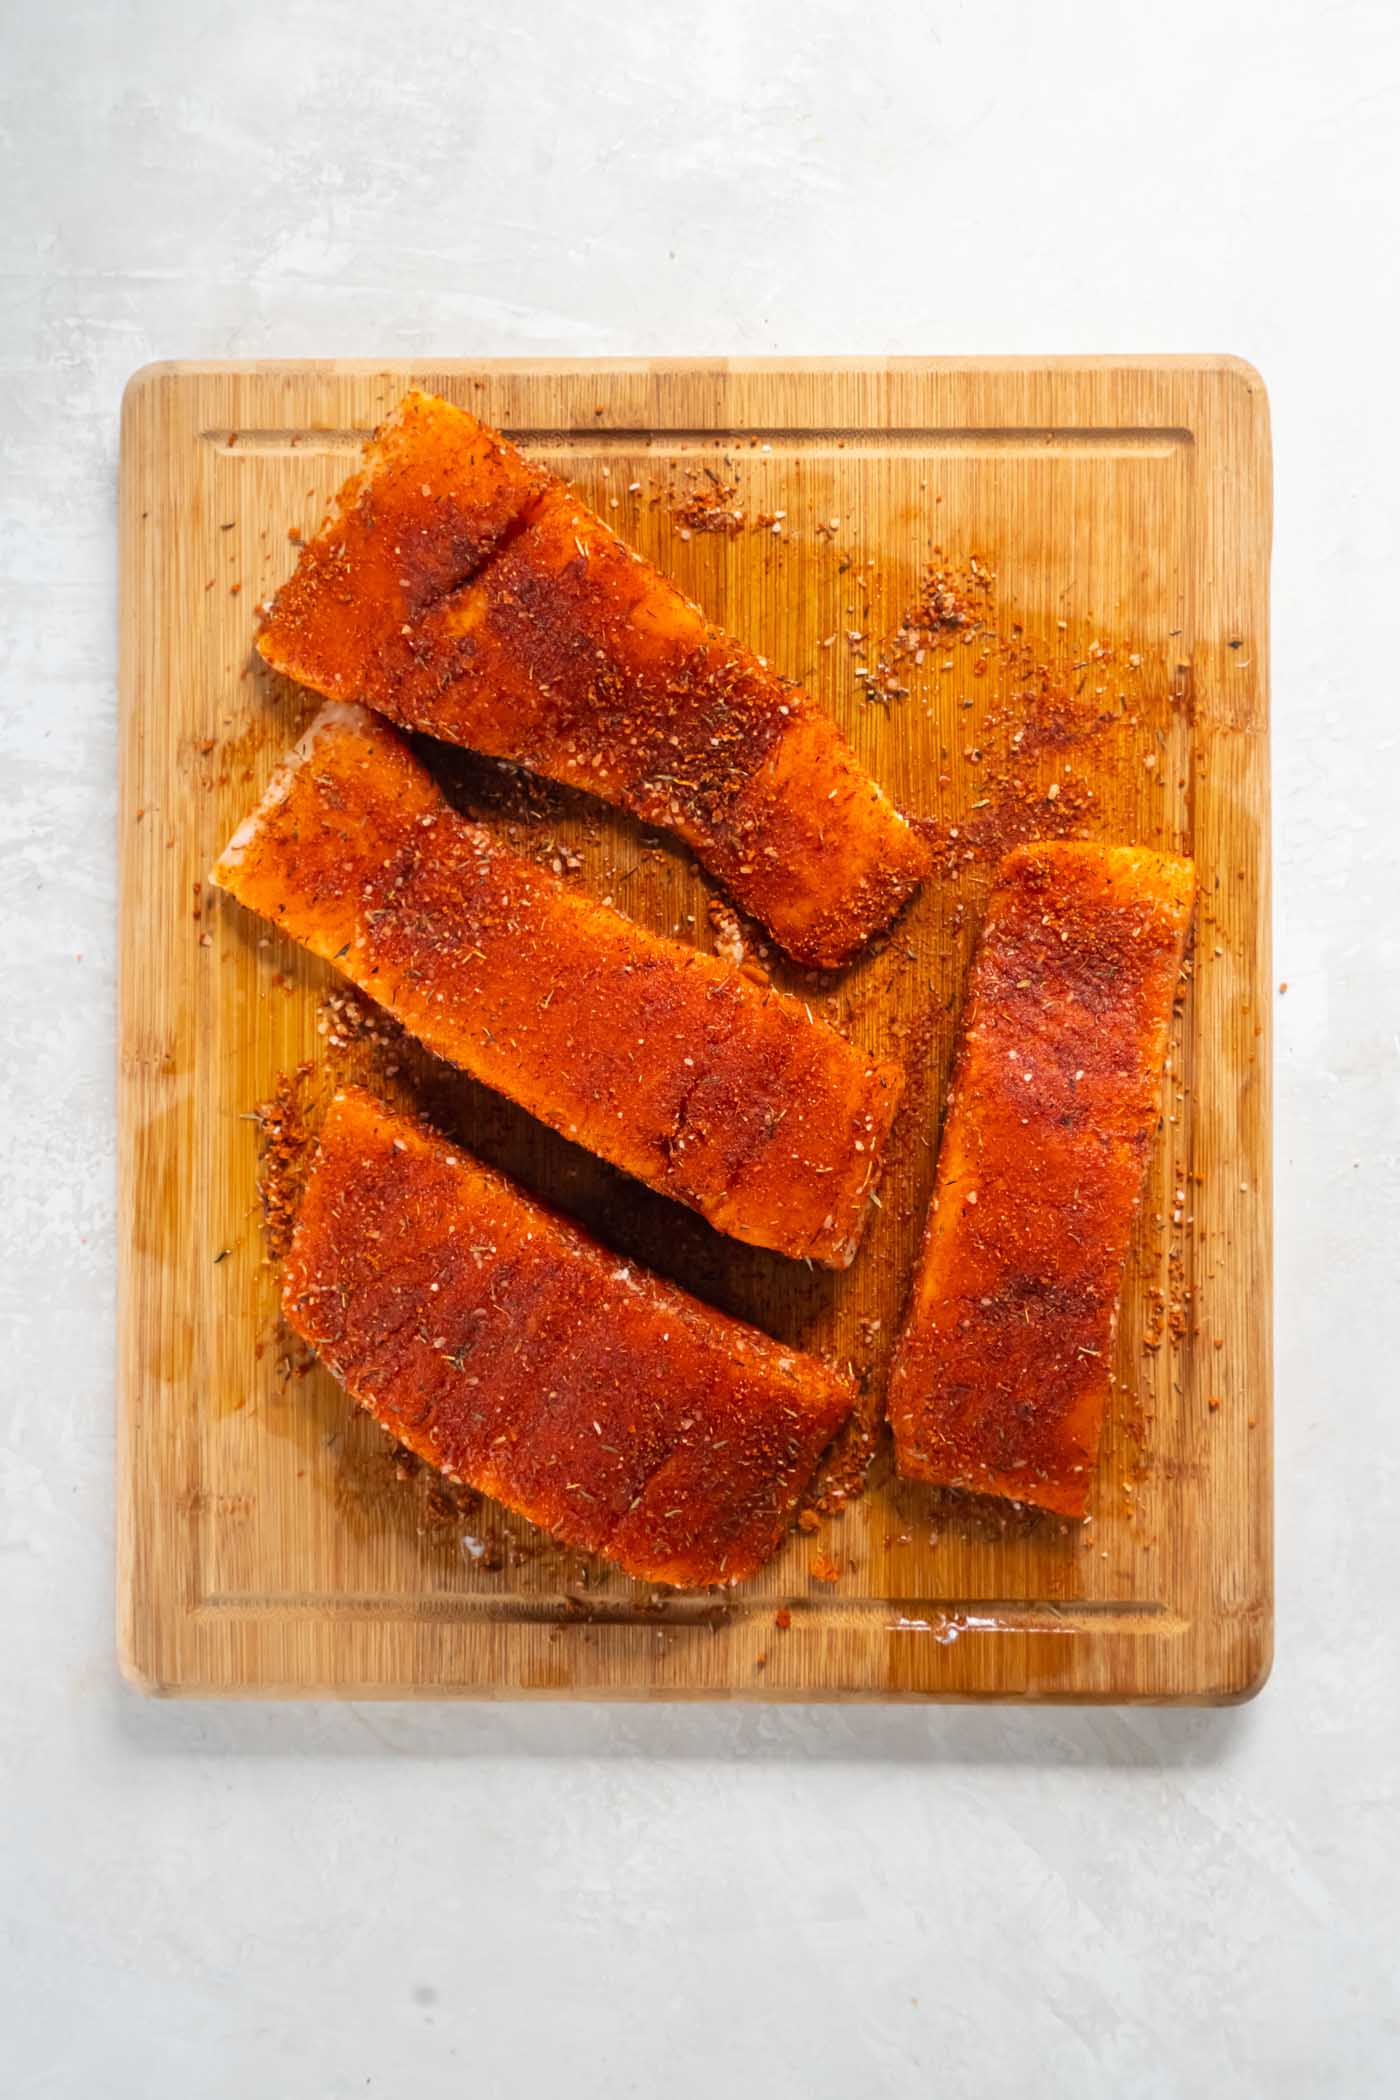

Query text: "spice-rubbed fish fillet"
[284, 1088, 855, 1587]
[256, 390, 931, 967]
[212, 703, 903, 1266]
[887, 841, 1195, 1517]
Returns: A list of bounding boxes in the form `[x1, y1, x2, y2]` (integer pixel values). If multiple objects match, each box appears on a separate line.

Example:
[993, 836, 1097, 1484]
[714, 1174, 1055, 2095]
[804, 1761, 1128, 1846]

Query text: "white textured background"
[3, 1, 1398, 2094]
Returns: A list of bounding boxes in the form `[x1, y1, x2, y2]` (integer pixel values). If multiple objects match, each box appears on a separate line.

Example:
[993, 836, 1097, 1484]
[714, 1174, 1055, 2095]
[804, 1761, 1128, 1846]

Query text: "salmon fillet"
[887, 841, 1196, 1516]
[256, 390, 931, 967]
[212, 703, 903, 1266]
[284, 1087, 854, 1587]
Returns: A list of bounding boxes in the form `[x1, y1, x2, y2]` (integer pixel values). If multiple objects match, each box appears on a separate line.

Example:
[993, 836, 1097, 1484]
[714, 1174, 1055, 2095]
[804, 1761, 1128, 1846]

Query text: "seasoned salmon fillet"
[253, 390, 550, 702]
[887, 841, 1196, 1517]
[256, 390, 931, 967]
[212, 703, 903, 1266]
[284, 1088, 855, 1587]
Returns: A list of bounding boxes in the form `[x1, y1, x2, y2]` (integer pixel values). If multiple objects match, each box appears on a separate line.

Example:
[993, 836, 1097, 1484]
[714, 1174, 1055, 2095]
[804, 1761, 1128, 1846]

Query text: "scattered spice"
[892, 552, 996, 649]
[670, 470, 746, 536]
[317, 986, 402, 1055]
[251, 1064, 315, 1259]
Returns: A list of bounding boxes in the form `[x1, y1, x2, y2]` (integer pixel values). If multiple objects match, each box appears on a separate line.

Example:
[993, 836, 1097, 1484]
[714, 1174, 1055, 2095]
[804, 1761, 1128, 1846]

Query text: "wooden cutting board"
[118, 357, 1272, 1700]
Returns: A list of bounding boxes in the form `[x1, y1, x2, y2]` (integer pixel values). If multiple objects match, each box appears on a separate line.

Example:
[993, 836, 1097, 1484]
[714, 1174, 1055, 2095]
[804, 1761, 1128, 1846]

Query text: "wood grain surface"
[117, 357, 1272, 1700]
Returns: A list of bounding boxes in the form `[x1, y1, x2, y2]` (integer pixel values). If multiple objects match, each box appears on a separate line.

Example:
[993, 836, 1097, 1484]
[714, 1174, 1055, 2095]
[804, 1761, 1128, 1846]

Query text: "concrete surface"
[2, 1, 1397, 2094]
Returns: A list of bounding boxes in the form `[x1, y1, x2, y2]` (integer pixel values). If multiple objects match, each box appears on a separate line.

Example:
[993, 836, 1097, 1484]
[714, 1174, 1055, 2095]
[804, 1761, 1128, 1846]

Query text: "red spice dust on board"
[855, 554, 1166, 884]
[914, 772, 1100, 876]
[252, 1063, 316, 1260]
[980, 636, 1135, 757]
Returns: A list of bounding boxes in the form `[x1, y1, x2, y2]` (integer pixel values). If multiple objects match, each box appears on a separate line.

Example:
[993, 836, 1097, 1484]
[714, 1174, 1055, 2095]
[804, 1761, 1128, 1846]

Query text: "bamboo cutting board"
[118, 357, 1272, 1700]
